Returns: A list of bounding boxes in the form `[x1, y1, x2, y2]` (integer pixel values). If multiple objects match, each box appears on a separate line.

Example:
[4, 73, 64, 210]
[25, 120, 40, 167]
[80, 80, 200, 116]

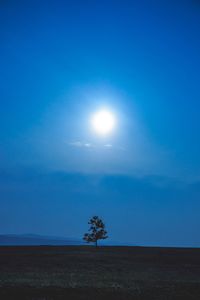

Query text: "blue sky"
[0, 0, 200, 246]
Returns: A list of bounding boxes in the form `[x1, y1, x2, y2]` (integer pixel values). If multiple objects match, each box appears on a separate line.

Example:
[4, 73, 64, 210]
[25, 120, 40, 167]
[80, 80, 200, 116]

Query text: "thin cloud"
[85, 143, 92, 148]
[69, 141, 93, 148]
[68, 141, 125, 151]
[104, 144, 112, 148]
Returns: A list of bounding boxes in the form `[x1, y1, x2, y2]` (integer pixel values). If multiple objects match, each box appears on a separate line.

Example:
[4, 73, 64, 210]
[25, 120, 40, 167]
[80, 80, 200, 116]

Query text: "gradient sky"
[0, 0, 200, 247]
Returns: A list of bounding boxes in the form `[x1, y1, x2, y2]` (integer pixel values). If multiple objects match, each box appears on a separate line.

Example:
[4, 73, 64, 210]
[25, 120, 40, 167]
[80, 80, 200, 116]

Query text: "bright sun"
[91, 109, 116, 135]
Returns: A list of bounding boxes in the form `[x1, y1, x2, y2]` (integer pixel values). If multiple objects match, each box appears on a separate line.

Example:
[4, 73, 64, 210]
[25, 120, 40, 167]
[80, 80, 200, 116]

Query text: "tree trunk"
[95, 240, 98, 248]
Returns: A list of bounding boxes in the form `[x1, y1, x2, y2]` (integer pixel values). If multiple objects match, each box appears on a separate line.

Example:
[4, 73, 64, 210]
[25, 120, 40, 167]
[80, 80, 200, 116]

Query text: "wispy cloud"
[68, 141, 124, 151]
[104, 144, 112, 148]
[69, 141, 93, 148]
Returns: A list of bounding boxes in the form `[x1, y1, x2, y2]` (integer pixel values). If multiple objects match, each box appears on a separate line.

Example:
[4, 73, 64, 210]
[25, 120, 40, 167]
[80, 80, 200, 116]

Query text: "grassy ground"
[0, 246, 200, 299]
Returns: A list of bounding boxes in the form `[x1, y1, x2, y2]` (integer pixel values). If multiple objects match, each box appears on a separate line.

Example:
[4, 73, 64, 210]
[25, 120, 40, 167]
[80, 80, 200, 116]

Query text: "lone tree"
[83, 216, 108, 247]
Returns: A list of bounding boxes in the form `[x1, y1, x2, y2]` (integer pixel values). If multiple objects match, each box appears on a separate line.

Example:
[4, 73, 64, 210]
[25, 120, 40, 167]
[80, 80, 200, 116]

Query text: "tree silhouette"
[83, 216, 108, 247]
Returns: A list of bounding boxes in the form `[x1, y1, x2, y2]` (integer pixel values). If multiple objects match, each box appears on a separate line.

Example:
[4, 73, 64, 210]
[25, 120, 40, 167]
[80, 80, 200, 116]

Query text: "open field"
[0, 246, 200, 299]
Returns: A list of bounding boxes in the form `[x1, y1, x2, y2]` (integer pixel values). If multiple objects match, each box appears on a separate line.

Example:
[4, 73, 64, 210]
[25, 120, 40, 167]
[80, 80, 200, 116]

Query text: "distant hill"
[0, 234, 83, 246]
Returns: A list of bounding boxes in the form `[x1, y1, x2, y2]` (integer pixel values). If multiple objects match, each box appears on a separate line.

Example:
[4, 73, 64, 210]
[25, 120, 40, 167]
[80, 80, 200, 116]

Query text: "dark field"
[0, 246, 200, 299]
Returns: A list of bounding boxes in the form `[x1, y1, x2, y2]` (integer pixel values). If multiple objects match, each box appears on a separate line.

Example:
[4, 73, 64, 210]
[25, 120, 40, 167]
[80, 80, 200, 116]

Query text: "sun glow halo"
[91, 109, 116, 135]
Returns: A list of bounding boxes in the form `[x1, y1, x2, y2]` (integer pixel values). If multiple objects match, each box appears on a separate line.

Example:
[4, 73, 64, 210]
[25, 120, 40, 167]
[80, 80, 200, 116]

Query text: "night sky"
[0, 0, 200, 247]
